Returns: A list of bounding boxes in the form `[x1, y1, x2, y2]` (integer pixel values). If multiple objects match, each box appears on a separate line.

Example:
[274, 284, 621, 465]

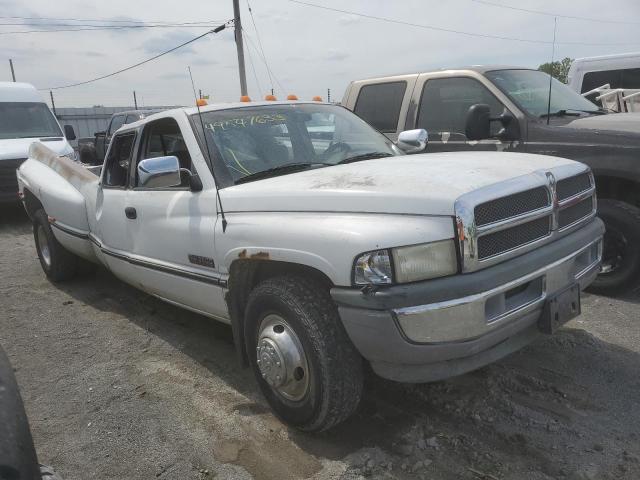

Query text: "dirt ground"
[1, 204, 639, 480]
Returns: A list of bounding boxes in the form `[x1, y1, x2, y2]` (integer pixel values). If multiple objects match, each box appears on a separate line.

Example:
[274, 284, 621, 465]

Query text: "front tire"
[588, 199, 640, 296]
[33, 209, 78, 282]
[244, 276, 363, 432]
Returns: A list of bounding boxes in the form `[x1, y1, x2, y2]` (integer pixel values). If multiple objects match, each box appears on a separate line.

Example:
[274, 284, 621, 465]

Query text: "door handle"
[125, 207, 137, 219]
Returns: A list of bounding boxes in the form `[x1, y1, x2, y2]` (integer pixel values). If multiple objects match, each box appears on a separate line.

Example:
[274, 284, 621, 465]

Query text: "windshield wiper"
[336, 152, 393, 164]
[234, 162, 330, 185]
[539, 110, 582, 119]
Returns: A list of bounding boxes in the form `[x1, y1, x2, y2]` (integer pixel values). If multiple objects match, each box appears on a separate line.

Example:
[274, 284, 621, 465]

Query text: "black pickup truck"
[343, 66, 640, 295]
[77, 109, 158, 165]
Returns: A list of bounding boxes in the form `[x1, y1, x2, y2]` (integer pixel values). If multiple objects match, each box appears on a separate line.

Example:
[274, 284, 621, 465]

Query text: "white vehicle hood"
[220, 151, 576, 216]
[0, 137, 71, 161]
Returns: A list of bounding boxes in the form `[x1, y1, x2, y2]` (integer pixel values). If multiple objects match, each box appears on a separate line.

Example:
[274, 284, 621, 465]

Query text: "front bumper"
[331, 218, 604, 383]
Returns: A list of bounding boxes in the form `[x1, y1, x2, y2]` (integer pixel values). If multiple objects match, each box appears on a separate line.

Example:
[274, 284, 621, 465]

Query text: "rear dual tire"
[33, 209, 79, 282]
[245, 276, 364, 432]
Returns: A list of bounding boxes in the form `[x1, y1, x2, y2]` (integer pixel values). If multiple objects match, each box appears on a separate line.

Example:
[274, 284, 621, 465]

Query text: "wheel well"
[225, 259, 334, 367]
[595, 175, 640, 208]
[22, 189, 44, 220]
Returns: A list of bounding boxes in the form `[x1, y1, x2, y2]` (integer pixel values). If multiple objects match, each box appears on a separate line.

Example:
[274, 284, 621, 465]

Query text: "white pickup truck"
[17, 101, 604, 431]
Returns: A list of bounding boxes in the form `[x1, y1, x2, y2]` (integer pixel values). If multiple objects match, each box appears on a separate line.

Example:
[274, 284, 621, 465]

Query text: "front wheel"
[33, 209, 78, 282]
[244, 276, 363, 432]
[588, 199, 640, 296]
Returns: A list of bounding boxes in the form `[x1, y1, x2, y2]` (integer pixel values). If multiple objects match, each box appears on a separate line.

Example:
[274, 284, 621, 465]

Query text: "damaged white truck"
[17, 101, 604, 431]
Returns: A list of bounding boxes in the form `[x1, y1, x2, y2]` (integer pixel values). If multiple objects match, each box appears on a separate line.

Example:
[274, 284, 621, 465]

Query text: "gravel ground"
[1, 204, 639, 480]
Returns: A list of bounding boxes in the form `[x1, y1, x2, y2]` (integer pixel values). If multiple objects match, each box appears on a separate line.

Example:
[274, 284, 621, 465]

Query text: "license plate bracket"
[539, 283, 581, 334]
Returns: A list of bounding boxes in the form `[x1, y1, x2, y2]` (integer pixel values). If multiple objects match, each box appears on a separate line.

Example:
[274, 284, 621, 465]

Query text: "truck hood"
[564, 112, 640, 135]
[0, 137, 72, 161]
[220, 152, 575, 216]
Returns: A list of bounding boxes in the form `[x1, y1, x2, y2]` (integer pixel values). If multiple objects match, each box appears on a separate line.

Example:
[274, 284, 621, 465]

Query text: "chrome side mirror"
[137, 156, 181, 188]
[397, 129, 428, 153]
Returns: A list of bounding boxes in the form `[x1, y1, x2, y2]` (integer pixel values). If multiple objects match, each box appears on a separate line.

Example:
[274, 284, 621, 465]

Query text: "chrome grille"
[455, 165, 597, 273]
[559, 197, 594, 229]
[557, 173, 591, 200]
[474, 186, 550, 227]
[478, 216, 551, 259]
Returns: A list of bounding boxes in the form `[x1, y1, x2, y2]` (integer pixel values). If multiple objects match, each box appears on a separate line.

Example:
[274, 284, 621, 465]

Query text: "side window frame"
[353, 81, 407, 133]
[108, 115, 126, 136]
[101, 131, 137, 189]
[415, 76, 508, 140]
[129, 117, 195, 192]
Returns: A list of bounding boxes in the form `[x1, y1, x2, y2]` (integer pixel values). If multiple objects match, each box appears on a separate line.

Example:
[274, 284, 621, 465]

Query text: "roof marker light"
[240, 95, 251, 102]
[196, 98, 208, 107]
[286, 94, 298, 100]
[265, 94, 277, 101]
[312, 96, 322, 102]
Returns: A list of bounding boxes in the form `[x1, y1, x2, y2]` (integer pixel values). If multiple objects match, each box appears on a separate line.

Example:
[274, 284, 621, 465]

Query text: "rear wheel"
[244, 276, 363, 432]
[33, 209, 78, 282]
[588, 199, 640, 296]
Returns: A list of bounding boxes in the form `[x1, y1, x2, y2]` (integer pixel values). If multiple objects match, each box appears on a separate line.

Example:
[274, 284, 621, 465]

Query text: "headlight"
[392, 239, 457, 283]
[62, 150, 77, 162]
[354, 240, 458, 285]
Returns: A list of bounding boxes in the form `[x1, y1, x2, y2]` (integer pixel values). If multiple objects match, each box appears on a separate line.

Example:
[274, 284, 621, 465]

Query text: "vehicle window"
[0, 102, 62, 140]
[195, 104, 399, 185]
[125, 114, 140, 125]
[416, 77, 505, 141]
[486, 69, 599, 117]
[135, 117, 193, 188]
[582, 68, 640, 94]
[109, 115, 126, 135]
[353, 82, 406, 133]
[103, 132, 135, 187]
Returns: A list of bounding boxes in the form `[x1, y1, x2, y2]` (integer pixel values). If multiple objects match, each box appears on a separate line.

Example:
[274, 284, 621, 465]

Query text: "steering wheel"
[320, 141, 352, 162]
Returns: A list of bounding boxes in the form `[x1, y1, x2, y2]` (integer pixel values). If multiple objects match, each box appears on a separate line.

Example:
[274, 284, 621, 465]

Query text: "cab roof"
[0, 82, 43, 103]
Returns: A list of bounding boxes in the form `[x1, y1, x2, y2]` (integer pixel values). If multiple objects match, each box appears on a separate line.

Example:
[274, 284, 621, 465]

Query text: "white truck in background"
[0, 82, 76, 205]
[17, 100, 603, 431]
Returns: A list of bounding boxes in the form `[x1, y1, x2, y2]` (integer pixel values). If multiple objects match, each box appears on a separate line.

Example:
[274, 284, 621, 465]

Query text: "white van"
[567, 52, 640, 96]
[0, 82, 76, 204]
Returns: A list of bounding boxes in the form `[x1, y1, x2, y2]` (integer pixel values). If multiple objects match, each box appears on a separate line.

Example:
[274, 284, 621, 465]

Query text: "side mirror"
[63, 125, 76, 141]
[397, 129, 428, 153]
[465, 104, 491, 140]
[137, 156, 181, 188]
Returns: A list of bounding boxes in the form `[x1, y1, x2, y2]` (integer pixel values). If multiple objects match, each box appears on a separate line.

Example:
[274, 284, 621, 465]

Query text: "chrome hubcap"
[256, 314, 309, 401]
[37, 225, 51, 267]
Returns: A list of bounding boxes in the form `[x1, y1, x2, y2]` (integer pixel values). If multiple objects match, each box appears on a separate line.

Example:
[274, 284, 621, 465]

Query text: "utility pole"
[233, 0, 248, 97]
[9, 59, 16, 82]
[199, 89, 202, 99]
[327, 88, 331, 103]
[133, 90, 138, 109]
[49, 91, 57, 117]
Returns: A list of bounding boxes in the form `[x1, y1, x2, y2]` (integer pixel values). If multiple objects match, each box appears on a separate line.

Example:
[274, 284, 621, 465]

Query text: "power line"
[41, 22, 231, 90]
[246, 0, 273, 92]
[242, 29, 286, 93]
[470, 0, 640, 26]
[0, 14, 225, 24]
[288, 0, 640, 47]
[0, 22, 228, 36]
[242, 28, 264, 96]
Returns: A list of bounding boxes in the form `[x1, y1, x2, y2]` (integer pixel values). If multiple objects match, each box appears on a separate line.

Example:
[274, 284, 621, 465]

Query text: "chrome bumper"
[393, 237, 602, 344]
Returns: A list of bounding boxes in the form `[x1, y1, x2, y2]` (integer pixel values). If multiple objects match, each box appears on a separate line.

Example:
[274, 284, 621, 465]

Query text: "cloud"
[141, 31, 200, 55]
[324, 49, 349, 62]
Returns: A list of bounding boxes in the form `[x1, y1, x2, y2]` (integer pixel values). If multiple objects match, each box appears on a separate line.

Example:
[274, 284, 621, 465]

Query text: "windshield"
[485, 69, 600, 117]
[0, 102, 62, 140]
[194, 104, 399, 185]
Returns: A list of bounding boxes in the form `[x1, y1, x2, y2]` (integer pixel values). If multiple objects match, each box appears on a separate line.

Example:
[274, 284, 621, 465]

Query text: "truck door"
[351, 77, 416, 142]
[410, 75, 524, 153]
[124, 115, 228, 320]
[93, 131, 138, 285]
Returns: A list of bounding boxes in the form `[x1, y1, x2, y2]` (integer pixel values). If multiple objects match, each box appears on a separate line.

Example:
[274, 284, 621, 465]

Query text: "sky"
[2, 0, 640, 108]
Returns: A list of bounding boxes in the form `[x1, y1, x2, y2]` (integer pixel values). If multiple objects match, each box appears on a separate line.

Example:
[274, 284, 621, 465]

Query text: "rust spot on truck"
[311, 174, 376, 189]
[237, 249, 270, 260]
[30, 143, 97, 188]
